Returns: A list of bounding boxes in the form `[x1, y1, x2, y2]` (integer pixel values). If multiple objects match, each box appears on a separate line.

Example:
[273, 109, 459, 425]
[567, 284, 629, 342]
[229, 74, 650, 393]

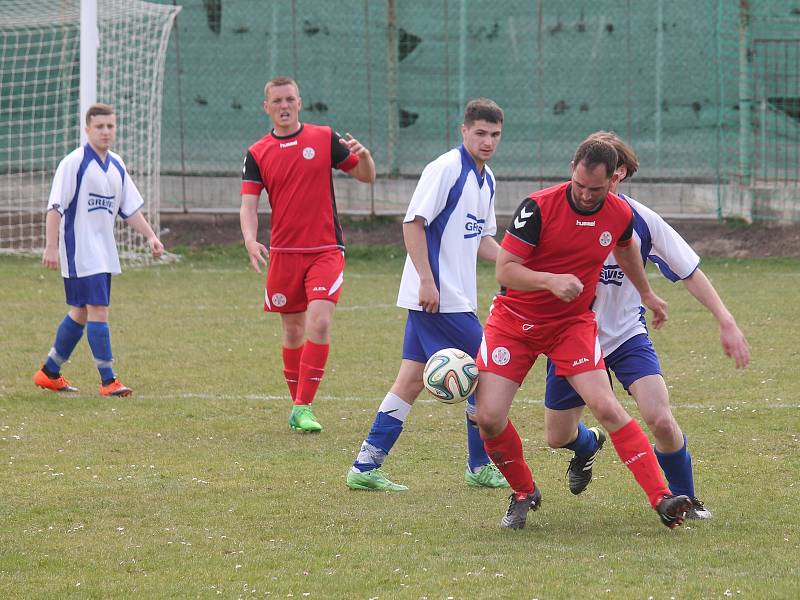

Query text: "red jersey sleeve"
[331, 130, 359, 171]
[501, 197, 542, 258]
[615, 209, 635, 247]
[241, 150, 264, 195]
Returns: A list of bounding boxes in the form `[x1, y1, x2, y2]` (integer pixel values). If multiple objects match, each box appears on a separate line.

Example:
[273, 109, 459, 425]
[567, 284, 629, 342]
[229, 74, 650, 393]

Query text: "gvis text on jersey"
[600, 264, 625, 286]
[464, 213, 485, 239]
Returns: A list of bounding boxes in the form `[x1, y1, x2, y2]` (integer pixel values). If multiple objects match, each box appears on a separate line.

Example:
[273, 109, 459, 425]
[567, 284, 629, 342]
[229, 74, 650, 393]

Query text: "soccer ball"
[423, 348, 479, 404]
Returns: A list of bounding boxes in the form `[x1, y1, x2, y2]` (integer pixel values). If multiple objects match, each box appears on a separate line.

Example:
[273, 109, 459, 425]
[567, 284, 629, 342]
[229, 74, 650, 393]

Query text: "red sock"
[282, 346, 303, 402]
[295, 340, 329, 405]
[609, 419, 670, 508]
[482, 420, 535, 494]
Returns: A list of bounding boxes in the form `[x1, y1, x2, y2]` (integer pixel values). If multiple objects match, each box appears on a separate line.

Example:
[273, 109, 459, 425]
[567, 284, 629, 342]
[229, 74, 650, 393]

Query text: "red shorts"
[477, 303, 604, 384]
[264, 250, 345, 313]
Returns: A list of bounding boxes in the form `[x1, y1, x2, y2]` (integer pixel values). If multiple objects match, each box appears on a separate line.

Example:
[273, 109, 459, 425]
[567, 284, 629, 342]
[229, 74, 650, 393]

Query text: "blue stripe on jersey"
[459, 145, 485, 188]
[85, 143, 111, 172]
[64, 151, 94, 278]
[110, 155, 125, 186]
[622, 192, 687, 283]
[649, 255, 682, 282]
[486, 170, 495, 199]
[626, 199, 652, 264]
[426, 151, 471, 291]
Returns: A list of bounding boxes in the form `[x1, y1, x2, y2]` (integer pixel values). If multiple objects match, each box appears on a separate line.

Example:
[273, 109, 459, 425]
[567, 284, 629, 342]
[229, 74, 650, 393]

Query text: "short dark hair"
[85, 102, 114, 125]
[264, 76, 299, 99]
[573, 138, 618, 177]
[585, 131, 639, 180]
[463, 98, 504, 126]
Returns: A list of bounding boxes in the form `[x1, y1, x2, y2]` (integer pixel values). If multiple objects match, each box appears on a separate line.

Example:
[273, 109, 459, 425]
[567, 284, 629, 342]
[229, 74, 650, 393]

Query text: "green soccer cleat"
[465, 463, 510, 488]
[346, 468, 409, 492]
[288, 405, 323, 433]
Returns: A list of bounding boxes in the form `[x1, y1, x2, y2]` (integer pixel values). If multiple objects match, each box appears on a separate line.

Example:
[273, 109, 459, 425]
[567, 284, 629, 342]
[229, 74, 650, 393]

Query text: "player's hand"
[548, 274, 583, 302]
[149, 237, 164, 259]
[42, 245, 59, 270]
[641, 290, 668, 329]
[340, 133, 369, 157]
[418, 277, 439, 313]
[720, 320, 750, 368]
[245, 239, 269, 273]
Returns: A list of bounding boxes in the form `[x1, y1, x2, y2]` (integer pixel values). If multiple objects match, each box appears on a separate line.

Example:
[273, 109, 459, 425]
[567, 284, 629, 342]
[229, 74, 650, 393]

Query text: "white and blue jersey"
[594, 194, 700, 355]
[396, 144, 497, 314]
[47, 144, 144, 279]
[545, 194, 701, 408]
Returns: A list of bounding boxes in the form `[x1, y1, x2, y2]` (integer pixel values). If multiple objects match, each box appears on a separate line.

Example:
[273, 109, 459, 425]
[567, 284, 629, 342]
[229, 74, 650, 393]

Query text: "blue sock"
[86, 321, 115, 383]
[353, 392, 412, 472]
[654, 434, 695, 498]
[563, 422, 599, 456]
[465, 393, 490, 471]
[44, 315, 85, 375]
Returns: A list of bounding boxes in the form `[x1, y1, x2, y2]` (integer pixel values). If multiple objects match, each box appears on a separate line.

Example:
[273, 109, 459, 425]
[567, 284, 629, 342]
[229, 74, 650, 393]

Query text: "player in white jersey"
[347, 99, 508, 491]
[33, 103, 164, 397]
[543, 131, 749, 518]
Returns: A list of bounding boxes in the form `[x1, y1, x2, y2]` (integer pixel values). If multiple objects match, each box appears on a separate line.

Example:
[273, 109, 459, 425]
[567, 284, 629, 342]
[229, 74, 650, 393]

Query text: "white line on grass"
[127, 392, 799, 410]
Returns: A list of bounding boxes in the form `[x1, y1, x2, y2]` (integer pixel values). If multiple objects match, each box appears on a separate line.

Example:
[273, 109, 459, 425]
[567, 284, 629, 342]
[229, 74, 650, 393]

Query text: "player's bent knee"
[546, 432, 572, 449]
[646, 412, 680, 441]
[586, 396, 629, 427]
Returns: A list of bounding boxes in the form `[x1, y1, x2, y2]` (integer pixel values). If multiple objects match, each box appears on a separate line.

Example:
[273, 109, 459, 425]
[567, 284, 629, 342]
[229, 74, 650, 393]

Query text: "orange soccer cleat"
[99, 379, 133, 397]
[33, 368, 78, 393]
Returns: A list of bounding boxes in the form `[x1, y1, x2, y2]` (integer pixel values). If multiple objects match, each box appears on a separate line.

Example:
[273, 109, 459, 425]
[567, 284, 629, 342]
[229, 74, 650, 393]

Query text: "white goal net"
[0, 0, 180, 258]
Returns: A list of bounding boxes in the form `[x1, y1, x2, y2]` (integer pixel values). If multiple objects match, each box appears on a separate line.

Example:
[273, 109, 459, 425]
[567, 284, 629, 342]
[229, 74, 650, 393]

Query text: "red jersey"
[496, 181, 634, 322]
[241, 123, 359, 253]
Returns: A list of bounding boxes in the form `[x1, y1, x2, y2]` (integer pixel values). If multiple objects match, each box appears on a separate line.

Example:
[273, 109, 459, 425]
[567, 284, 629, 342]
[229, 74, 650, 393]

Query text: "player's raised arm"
[339, 133, 376, 183]
[240, 194, 269, 273]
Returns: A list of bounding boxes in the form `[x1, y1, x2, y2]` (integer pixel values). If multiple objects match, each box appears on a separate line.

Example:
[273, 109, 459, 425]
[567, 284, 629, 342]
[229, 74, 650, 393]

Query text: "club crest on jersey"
[491, 346, 511, 366]
[271, 293, 287, 307]
[302, 147, 315, 160]
[599, 231, 613, 246]
[464, 212, 485, 238]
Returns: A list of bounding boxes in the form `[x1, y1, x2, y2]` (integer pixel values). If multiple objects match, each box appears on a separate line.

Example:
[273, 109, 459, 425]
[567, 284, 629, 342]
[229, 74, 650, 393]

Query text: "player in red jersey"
[240, 76, 375, 433]
[474, 138, 693, 530]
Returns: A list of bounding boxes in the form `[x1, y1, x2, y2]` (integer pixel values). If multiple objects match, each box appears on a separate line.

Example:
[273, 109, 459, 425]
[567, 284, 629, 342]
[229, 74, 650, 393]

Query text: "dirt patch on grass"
[160, 213, 799, 258]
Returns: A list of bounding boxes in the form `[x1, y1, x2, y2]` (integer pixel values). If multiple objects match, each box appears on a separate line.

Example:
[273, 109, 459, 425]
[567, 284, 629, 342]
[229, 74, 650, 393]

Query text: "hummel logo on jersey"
[599, 264, 625, 286]
[279, 140, 298, 148]
[576, 220, 595, 226]
[464, 213, 485, 238]
[514, 206, 533, 229]
[312, 286, 327, 292]
[624, 451, 648, 466]
[572, 357, 589, 367]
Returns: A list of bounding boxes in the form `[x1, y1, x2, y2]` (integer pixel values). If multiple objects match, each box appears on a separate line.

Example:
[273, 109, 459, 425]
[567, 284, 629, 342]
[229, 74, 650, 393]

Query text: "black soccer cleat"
[567, 426, 606, 495]
[656, 494, 692, 529]
[500, 487, 542, 530]
[685, 496, 713, 520]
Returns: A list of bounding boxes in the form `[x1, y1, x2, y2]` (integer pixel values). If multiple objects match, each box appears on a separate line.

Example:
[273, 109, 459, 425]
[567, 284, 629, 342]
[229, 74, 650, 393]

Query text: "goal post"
[0, 0, 180, 259]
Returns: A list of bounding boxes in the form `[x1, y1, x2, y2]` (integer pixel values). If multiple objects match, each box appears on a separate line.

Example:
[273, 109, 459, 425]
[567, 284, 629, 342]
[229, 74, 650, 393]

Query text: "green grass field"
[1, 248, 798, 599]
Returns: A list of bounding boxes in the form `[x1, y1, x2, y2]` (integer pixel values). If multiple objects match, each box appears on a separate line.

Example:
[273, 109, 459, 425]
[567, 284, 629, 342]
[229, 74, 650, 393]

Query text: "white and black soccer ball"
[423, 348, 479, 404]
